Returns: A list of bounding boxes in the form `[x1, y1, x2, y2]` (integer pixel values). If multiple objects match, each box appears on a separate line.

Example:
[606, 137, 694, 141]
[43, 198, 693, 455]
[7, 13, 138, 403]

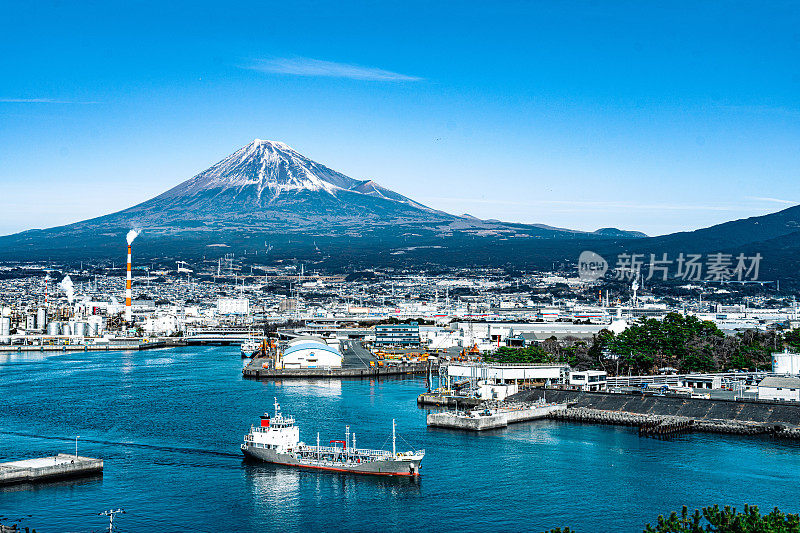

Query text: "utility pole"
[99, 508, 125, 532]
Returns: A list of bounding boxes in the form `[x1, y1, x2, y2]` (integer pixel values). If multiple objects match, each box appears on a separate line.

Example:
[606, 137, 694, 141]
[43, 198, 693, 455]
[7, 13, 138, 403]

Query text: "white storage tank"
[73, 322, 87, 337]
[773, 350, 800, 375]
[47, 322, 61, 336]
[0, 317, 11, 337]
[87, 315, 104, 336]
[37, 308, 47, 330]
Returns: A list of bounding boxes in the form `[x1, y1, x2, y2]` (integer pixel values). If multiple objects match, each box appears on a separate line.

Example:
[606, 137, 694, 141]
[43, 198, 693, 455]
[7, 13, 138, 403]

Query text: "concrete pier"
[427, 403, 566, 431]
[417, 393, 481, 409]
[0, 455, 103, 485]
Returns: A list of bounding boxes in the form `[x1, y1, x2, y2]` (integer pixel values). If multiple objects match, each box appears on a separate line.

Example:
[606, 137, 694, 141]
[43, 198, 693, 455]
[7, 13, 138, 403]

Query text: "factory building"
[279, 336, 343, 369]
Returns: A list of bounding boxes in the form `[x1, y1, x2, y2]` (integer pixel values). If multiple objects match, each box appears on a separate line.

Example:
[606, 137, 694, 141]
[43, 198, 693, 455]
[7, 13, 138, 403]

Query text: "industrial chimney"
[125, 230, 139, 323]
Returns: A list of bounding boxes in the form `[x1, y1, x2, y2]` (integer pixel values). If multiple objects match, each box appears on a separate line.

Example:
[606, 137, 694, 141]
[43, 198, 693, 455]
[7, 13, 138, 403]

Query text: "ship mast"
[392, 419, 396, 455]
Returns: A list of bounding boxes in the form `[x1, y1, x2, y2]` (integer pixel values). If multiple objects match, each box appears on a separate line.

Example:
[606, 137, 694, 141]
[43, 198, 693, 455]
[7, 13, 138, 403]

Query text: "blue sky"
[1, 1, 798, 237]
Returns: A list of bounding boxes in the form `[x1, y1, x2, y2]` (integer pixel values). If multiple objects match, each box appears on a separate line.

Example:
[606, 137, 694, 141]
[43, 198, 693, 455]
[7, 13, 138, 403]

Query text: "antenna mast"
[392, 419, 396, 455]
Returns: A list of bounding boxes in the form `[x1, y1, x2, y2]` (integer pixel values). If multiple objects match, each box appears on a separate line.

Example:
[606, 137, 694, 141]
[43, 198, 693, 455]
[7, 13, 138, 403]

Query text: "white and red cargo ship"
[241, 399, 425, 476]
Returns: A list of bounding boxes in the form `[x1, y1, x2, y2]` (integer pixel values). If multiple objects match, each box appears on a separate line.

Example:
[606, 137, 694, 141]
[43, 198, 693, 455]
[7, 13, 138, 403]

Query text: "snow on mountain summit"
[156, 139, 429, 211]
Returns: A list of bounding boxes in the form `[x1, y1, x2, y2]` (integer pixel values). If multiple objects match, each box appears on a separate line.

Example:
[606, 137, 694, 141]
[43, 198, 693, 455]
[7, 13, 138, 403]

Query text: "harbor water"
[2, 347, 800, 532]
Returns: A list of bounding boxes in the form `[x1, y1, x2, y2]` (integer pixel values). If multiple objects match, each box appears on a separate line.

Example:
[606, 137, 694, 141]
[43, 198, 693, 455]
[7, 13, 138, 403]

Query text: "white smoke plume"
[126, 229, 140, 245]
[59, 275, 75, 304]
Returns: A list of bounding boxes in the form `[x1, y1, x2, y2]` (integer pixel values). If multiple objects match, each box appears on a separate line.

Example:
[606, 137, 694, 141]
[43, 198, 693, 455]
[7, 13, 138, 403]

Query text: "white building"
[217, 298, 249, 315]
[757, 376, 800, 402]
[477, 380, 518, 401]
[682, 374, 723, 390]
[280, 336, 343, 369]
[568, 370, 608, 391]
[143, 315, 179, 335]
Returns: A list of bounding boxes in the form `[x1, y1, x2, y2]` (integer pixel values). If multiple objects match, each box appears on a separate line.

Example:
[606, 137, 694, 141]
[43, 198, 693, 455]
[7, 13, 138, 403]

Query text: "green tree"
[784, 328, 800, 352]
[484, 345, 551, 364]
[644, 504, 800, 533]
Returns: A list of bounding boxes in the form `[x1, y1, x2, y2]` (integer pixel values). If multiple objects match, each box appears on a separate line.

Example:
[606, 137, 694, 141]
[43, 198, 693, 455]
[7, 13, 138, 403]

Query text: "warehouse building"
[279, 336, 343, 369]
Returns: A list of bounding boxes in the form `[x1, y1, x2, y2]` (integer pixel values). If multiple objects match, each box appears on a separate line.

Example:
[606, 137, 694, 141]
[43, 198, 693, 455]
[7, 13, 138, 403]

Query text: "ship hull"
[241, 444, 421, 476]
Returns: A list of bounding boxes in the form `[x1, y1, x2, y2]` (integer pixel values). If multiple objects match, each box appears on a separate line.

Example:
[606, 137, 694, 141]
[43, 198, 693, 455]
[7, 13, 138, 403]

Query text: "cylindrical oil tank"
[773, 352, 800, 375]
[61, 322, 72, 336]
[47, 321, 60, 336]
[0, 317, 10, 336]
[73, 322, 87, 337]
[37, 308, 47, 329]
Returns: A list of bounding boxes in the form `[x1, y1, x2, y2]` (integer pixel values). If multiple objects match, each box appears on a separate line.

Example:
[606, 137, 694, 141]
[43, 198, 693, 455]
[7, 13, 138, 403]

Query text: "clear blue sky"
[1, 1, 798, 237]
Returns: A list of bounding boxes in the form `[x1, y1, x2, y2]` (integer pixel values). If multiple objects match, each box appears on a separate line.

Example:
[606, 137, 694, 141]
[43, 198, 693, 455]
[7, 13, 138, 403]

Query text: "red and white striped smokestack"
[125, 244, 133, 322]
[125, 230, 139, 323]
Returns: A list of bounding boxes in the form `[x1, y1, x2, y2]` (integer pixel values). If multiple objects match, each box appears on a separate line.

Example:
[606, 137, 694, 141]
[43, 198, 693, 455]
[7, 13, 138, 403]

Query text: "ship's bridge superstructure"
[244, 399, 300, 452]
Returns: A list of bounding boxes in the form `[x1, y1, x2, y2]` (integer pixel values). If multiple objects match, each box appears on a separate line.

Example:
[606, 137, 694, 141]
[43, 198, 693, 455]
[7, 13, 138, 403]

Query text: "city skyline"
[1, 1, 798, 237]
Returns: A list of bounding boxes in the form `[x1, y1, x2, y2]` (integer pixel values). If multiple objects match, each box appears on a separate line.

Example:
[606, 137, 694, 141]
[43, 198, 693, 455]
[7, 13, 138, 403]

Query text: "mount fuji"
[0, 139, 644, 266]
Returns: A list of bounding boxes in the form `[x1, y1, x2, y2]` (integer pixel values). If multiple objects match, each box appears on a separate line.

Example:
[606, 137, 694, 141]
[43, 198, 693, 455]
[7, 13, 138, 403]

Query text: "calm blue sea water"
[1, 346, 799, 532]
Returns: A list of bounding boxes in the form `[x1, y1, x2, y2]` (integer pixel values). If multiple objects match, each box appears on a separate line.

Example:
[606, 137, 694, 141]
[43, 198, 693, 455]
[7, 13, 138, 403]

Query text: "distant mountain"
[639, 205, 800, 251]
[0, 139, 643, 264]
[591, 204, 800, 282]
[592, 227, 648, 239]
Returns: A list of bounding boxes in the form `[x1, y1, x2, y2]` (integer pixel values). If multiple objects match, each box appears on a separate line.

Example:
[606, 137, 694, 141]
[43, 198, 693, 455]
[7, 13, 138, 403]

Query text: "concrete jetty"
[427, 403, 566, 431]
[0, 455, 103, 485]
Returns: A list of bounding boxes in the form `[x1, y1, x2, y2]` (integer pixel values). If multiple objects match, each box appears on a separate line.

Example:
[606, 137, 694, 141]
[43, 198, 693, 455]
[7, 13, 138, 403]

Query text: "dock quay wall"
[243, 359, 427, 380]
[512, 389, 800, 438]
[0, 339, 183, 352]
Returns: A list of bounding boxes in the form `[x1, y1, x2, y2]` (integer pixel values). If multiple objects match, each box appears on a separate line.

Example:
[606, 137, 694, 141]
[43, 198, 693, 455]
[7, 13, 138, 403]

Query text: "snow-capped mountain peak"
[154, 139, 432, 212]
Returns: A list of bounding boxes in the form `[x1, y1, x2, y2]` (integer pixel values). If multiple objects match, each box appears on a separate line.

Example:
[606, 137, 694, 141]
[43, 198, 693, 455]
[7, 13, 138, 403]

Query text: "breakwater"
[513, 389, 800, 438]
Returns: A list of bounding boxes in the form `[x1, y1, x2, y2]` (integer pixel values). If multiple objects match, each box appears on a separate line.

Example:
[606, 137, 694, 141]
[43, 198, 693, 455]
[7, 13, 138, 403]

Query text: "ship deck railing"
[302, 445, 394, 457]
